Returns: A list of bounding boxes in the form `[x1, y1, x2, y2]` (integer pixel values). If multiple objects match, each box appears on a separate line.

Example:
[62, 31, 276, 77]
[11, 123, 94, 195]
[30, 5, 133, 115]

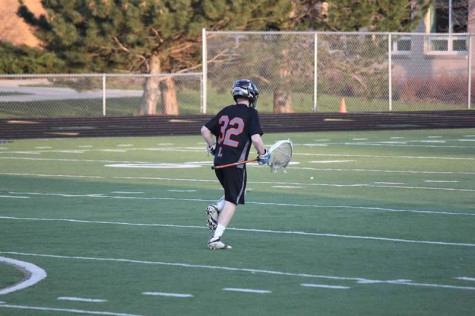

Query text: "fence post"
[314, 32, 318, 113]
[202, 28, 208, 114]
[468, 34, 472, 110]
[102, 73, 106, 116]
[388, 33, 393, 111]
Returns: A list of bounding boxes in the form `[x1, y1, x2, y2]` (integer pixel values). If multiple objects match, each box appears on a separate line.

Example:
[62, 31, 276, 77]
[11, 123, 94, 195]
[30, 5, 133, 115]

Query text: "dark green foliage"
[18, 0, 293, 73]
[0, 41, 64, 74]
[294, 0, 431, 31]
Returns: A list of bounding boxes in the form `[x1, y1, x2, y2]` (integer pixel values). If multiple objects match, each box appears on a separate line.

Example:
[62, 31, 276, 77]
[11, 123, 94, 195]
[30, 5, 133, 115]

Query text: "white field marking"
[314, 138, 329, 141]
[309, 160, 354, 163]
[2, 173, 105, 179]
[101, 149, 127, 153]
[117, 144, 133, 147]
[290, 166, 475, 175]
[2, 251, 475, 292]
[167, 189, 197, 192]
[0, 304, 142, 316]
[343, 142, 472, 149]
[352, 138, 367, 141]
[0, 195, 29, 199]
[57, 297, 107, 303]
[418, 140, 446, 143]
[222, 288, 271, 294]
[78, 145, 93, 148]
[142, 291, 193, 298]
[7, 191, 475, 217]
[295, 152, 475, 161]
[111, 191, 144, 194]
[272, 185, 304, 189]
[0, 256, 47, 295]
[157, 143, 174, 146]
[428, 136, 442, 138]
[35, 146, 52, 149]
[105, 163, 201, 169]
[2, 216, 474, 248]
[302, 143, 328, 147]
[390, 137, 404, 139]
[374, 182, 405, 185]
[456, 277, 475, 282]
[424, 180, 459, 183]
[57, 150, 86, 154]
[300, 283, 350, 290]
[0, 301, 4, 304]
[458, 139, 475, 142]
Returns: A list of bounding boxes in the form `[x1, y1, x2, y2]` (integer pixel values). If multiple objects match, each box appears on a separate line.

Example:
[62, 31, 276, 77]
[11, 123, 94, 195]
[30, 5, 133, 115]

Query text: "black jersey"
[205, 103, 263, 166]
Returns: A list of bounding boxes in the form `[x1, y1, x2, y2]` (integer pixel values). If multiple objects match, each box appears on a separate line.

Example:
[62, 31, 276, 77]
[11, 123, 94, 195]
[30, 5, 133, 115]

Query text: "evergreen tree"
[18, 0, 292, 115]
[0, 41, 64, 74]
[293, 0, 431, 31]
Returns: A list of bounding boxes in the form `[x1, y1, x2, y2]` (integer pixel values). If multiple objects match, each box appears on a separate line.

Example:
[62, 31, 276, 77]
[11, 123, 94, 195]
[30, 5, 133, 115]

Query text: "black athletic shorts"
[215, 166, 247, 205]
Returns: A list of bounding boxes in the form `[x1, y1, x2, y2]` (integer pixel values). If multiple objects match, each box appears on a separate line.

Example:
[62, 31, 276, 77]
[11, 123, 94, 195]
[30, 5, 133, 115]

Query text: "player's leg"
[206, 195, 224, 232]
[208, 167, 246, 250]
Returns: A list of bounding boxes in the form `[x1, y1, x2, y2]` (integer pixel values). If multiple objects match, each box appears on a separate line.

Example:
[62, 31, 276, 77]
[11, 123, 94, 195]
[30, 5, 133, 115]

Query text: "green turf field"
[0, 129, 474, 315]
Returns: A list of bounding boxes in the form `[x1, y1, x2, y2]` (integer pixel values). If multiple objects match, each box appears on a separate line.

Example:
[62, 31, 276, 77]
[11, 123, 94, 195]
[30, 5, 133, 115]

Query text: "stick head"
[268, 139, 293, 172]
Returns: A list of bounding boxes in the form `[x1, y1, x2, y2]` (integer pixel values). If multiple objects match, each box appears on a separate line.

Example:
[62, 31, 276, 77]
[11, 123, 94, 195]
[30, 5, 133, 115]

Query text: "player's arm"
[201, 125, 216, 154]
[251, 134, 266, 155]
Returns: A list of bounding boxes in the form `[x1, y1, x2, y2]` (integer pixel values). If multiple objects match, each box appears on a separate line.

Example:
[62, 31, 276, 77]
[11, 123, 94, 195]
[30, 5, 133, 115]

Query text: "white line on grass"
[301, 283, 350, 290]
[222, 288, 271, 294]
[1, 216, 474, 247]
[295, 153, 475, 161]
[142, 291, 193, 298]
[2, 251, 475, 292]
[424, 180, 459, 183]
[0, 256, 47, 295]
[456, 277, 475, 282]
[7, 191, 475, 216]
[0, 195, 29, 199]
[57, 297, 107, 303]
[0, 304, 142, 316]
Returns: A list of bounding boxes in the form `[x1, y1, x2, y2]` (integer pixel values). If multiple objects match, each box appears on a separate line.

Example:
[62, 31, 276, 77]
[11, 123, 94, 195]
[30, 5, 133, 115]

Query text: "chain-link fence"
[0, 73, 202, 118]
[0, 31, 473, 118]
[205, 31, 474, 114]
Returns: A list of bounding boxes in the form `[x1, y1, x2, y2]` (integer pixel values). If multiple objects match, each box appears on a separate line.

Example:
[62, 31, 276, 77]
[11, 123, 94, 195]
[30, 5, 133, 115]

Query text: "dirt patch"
[0, 0, 45, 47]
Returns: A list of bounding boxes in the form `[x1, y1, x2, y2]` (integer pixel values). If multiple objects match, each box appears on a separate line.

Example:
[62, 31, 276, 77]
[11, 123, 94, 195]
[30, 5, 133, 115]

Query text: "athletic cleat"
[208, 238, 232, 250]
[206, 205, 219, 232]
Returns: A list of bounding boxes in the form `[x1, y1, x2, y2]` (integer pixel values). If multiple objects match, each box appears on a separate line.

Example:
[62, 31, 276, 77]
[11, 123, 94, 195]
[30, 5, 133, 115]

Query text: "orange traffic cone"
[339, 98, 347, 113]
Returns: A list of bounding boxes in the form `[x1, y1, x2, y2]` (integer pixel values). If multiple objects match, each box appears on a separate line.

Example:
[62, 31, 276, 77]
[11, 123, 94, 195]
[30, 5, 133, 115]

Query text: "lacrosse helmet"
[232, 79, 259, 108]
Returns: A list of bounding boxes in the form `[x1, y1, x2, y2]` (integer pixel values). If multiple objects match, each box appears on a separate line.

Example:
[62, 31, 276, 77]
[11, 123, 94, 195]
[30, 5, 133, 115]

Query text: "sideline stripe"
[0, 304, 142, 316]
[1, 216, 474, 248]
[142, 292, 193, 298]
[0, 256, 47, 295]
[222, 288, 271, 294]
[301, 283, 350, 290]
[57, 297, 107, 303]
[0, 195, 29, 199]
[2, 251, 475, 292]
[7, 191, 475, 217]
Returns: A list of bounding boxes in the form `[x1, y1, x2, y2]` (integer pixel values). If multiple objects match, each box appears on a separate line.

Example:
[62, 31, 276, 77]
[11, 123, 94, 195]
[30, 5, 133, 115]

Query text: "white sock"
[211, 224, 226, 240]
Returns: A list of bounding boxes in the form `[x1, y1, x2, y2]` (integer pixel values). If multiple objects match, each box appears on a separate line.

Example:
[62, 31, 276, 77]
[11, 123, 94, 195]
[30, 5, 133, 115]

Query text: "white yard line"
[0, 304, 142, 316]
[301, 283, 350, 290]
[6, 191, 475, 216]
[1, 216, 474, 248]
[57, 297, 107, 303]
[142, 292, 193, 298]
[222, 288, 271, 294]
[1, 251, 475, 292]
[456, 277, 475, 282]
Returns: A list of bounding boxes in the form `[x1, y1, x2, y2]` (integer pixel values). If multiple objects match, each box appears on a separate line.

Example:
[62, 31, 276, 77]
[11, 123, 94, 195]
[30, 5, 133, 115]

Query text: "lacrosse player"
[201, 79, 270, 250]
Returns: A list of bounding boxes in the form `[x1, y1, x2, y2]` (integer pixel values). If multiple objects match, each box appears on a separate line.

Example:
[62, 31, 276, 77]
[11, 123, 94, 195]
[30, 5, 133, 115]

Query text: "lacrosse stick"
[211, 139, 293, 172]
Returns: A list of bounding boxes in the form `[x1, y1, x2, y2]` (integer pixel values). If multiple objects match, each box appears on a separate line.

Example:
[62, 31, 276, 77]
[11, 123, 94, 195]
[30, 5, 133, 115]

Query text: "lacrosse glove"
[257, 149, 271, 165]
[206, 145, 216, 156]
